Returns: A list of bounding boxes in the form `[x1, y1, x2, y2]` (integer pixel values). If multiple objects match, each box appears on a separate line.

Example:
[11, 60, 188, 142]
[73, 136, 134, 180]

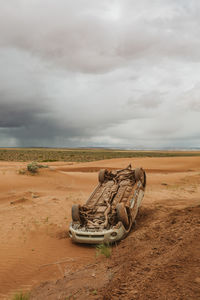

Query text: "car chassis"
[69, 164, 146, 244]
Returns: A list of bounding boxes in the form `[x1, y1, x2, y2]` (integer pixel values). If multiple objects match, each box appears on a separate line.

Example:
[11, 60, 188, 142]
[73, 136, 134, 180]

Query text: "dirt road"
[0, 157, 200, 299]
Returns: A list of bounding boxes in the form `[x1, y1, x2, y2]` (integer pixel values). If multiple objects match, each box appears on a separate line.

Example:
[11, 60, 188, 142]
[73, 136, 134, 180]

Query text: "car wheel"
[116, 203, 129, 229]
[98, 169, 106, 183]
[72, 204, 80, 222]
[135, 168, 146, 188]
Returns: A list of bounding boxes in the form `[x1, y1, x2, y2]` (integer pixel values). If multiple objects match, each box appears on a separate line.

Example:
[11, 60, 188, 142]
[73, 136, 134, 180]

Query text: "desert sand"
[0, 157, 200, 299]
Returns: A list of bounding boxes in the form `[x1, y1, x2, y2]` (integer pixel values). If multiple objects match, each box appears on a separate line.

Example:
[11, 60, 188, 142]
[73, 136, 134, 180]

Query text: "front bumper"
[69, 223, 126, 244]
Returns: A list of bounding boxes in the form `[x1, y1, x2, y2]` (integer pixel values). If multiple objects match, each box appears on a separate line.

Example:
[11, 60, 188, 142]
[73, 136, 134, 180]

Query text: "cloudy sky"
[0, 0, 200, 149]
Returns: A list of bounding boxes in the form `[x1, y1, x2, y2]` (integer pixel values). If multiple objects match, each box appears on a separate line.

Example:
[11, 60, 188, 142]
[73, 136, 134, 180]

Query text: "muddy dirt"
[0, 157, 200, 299]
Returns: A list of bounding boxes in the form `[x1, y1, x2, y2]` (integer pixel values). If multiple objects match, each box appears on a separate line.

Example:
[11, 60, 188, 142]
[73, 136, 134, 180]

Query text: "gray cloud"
[1, 0, 200, 72]
[0, 0, 200, 148]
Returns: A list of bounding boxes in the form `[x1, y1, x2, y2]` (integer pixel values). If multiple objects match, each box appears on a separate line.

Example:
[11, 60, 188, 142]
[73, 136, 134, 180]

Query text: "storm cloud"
[0, 0, 200, 148]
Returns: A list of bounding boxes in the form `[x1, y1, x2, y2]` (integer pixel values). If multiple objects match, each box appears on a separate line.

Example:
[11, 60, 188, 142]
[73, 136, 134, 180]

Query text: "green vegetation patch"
[96, 243, 112, 258]
[0, 148, 200, 162]
[27, 161, 39, 173]
[11, 291, 30, 300]
[26, 161, 48, 173]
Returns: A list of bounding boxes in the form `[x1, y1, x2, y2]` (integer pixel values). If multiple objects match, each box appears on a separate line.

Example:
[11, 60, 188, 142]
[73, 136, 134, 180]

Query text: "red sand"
[0, 157, 199, 299]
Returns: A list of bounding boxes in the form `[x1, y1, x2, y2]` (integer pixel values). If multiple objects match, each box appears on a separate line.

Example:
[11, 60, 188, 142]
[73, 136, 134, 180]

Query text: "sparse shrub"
[12, 291, 30, 300]
[96, 243, 112, 258]
[26, 162, 48, 174]
[27, 162, 38, 174]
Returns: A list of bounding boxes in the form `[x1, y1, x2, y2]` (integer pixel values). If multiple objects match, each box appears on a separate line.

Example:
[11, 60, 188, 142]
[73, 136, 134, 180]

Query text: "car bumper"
[69, 223, 126, 244]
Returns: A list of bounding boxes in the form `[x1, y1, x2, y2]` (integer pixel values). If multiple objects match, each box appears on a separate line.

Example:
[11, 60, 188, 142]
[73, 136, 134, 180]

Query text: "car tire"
[72, 204, 80, 222]
[135, 168, 146, 188]
[98, 169, 106, 183]
[116, 203, 129, 229]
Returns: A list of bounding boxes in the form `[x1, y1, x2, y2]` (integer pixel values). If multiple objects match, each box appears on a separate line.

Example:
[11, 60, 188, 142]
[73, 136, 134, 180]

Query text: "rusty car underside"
[69, 164, 146, 243]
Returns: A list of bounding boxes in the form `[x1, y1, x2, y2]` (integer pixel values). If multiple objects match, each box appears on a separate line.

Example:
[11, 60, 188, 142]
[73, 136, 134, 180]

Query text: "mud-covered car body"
[69, 165, 146, 244]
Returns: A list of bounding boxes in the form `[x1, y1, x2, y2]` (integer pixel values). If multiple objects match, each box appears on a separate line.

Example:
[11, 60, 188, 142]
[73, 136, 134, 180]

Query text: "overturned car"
[69, 164, 146, 244]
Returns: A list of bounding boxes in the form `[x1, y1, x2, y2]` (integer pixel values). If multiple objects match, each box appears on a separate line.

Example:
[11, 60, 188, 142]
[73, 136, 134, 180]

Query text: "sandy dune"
[0, 157, 200, 299]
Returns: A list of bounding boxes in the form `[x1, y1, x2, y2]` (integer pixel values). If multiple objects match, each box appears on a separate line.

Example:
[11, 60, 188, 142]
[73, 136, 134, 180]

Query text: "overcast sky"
[0, 0, 200, 149]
